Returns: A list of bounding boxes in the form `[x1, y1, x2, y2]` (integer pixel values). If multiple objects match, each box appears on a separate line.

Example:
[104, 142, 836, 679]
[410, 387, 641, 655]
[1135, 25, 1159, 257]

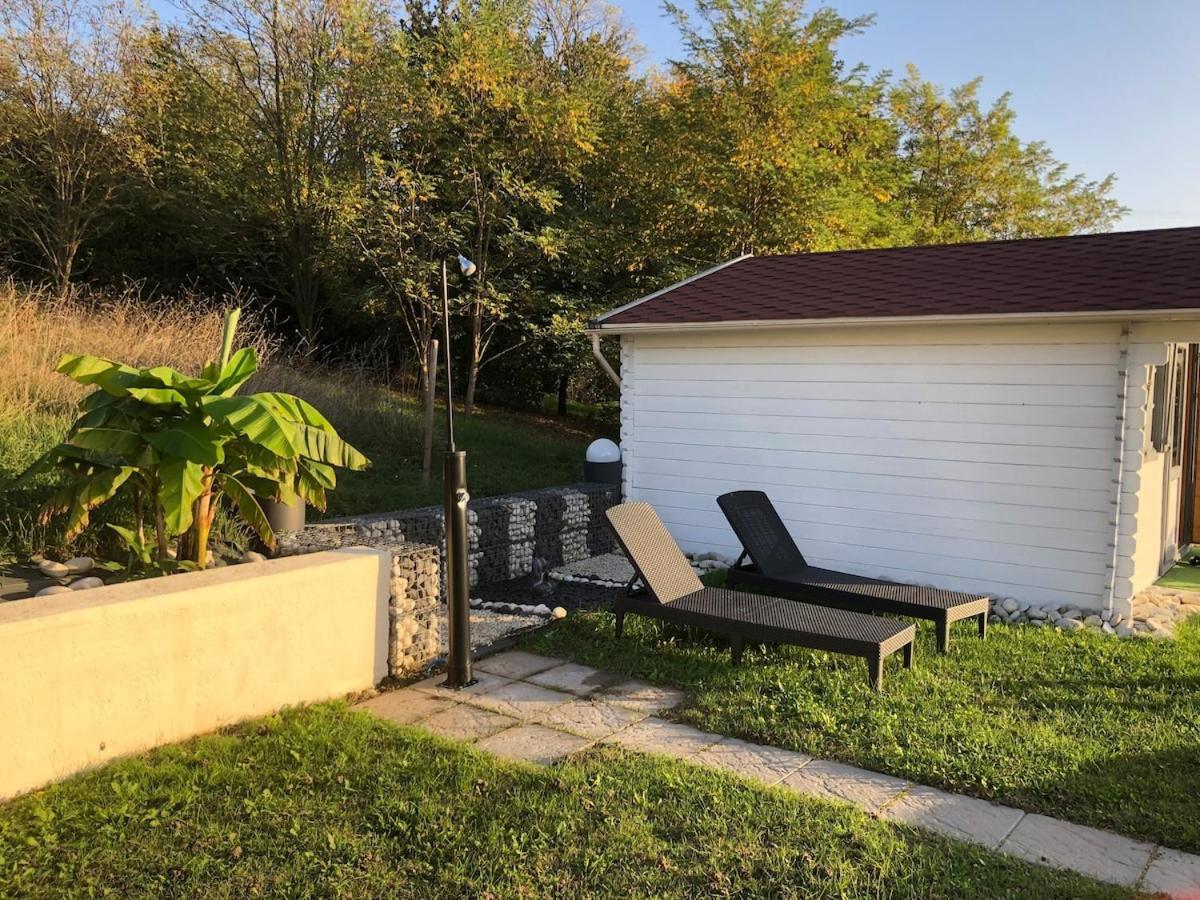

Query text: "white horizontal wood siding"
[620, 323, 1131, 610]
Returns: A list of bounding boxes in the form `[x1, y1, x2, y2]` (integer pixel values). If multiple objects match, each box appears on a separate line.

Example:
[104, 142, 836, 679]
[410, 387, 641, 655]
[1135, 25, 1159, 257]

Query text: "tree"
[176, 0, 391, 337]
[637, 0, 904, 263]
[889, 66, 1126, 242]
[0, 0, 144, 295]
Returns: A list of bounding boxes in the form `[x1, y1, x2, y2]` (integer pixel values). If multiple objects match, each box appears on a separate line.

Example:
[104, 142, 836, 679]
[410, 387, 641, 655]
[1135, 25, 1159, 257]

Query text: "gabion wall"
[388, 543, 441, 675]
[278, 482, 619, 592]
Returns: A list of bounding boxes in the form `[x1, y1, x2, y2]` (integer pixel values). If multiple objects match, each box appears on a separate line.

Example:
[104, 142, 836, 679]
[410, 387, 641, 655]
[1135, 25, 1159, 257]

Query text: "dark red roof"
[597, 227, 1200, 328]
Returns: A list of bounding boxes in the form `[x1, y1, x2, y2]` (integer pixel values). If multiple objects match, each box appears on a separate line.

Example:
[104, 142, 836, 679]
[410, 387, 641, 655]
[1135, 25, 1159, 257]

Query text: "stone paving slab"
[597, 679, 687, 714]
[999, 813, 1154, 887]
[475, 650, 563, 681]
[410, 669, 511, 698]
[881, 784, 1025, 849]
[691, 738, 811, 787]
[1142, 846, 1200, 894]
[539, 698, 648, 739]
[358, 688, 458, 726]
[527, 662, 621, 696]
[603, 717, 722, 759]
[463, 680, 574, 720]
[475, 724, 592, 766]
[780, 760, 907, 815]
[419, 704, 518, 742]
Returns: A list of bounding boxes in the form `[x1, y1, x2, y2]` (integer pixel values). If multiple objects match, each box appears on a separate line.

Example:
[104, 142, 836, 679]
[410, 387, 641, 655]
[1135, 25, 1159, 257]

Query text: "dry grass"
[0, 280, 275, 417]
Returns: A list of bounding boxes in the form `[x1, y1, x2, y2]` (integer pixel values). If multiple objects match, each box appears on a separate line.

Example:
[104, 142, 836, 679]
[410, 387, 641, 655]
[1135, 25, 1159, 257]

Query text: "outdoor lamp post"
[442, 253, 476, 689]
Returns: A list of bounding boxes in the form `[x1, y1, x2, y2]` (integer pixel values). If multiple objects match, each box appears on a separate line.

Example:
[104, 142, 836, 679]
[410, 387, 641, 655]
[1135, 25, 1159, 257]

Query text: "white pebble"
[38, 560, 69, 578]
[65, 556, 94, 575]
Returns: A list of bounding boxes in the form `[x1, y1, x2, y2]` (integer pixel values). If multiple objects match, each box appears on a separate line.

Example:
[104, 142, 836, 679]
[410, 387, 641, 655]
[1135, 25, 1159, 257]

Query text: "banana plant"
[22, 309, 369, 569]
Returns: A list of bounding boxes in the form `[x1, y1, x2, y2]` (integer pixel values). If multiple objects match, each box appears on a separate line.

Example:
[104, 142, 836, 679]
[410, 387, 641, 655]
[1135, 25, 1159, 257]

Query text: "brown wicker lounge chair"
[717, 491, 990, 653]
[606, 501, 915, 690]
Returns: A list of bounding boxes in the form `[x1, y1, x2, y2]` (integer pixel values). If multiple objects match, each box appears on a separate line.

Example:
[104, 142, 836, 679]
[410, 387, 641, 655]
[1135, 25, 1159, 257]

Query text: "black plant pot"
[262, 497, 306, 534]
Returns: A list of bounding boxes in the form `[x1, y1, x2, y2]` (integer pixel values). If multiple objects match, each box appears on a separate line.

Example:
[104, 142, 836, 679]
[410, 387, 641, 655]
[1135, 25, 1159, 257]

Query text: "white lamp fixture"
[586, 438, 621, 464]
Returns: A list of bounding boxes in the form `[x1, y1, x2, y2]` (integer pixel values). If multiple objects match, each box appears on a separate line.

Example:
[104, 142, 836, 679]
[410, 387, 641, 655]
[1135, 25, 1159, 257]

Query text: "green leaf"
[258, 392, 334, 431]
[214, 348, 259, 396]
[68, 427, 142, 457]
[202, 396, 298, 458]
[219, 473, 275, 549]
[158, 458, 205, 535]
[296, 464, 329, 511]
[79, 389, 122, 413]
[145, 422, 226, 466]
[126, 386, 191, 407]
[142, 366, 214, 393]
[293, 424, 370, 470]
[256, 393, 367, 470]
[299, 459, 336, 489]
[56, 354, 142, 396]
[63, 467, 134, 539]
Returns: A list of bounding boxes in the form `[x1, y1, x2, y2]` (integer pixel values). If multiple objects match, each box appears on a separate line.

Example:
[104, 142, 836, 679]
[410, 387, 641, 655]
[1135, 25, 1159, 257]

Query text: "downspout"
[591, 332, 620, 386]
[1106, 324, 1133, 611]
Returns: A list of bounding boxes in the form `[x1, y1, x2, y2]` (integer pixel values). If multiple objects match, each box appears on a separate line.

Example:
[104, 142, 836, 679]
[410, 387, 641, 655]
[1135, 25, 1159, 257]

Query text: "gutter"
[589, 307, 1200, 336]
[590, 333, 620, 387]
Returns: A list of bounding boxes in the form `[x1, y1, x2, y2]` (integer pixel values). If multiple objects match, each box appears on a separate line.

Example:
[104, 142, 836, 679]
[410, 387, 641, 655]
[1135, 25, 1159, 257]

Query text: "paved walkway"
[358, 650, 1199, 894]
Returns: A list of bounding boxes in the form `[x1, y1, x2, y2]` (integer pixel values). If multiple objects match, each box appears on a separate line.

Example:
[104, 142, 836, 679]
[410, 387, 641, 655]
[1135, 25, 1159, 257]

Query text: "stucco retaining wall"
[0, 548, 390, 801]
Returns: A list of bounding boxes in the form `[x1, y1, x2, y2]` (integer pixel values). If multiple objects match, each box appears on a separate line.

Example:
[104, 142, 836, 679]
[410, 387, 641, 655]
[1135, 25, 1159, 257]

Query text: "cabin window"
[1150, 362, 1170, 453]
[1148, 346, 1188, 461]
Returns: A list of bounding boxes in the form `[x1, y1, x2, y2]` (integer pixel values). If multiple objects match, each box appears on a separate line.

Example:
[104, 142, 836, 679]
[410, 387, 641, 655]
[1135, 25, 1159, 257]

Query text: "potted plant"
[22, 309, 368, 570]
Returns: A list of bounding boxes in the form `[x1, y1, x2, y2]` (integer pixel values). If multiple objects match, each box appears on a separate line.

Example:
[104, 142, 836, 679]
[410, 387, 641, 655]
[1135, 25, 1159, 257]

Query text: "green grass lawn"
[1155, 550, 1200, 591]
[0, 704, 1125, 898]
[321, 401, 596, 519]
[525, 603, 1200, 854]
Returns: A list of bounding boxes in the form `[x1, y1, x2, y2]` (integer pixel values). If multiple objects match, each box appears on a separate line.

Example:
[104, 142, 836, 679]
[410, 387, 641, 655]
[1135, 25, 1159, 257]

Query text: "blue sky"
[616, 0, 1200, 233]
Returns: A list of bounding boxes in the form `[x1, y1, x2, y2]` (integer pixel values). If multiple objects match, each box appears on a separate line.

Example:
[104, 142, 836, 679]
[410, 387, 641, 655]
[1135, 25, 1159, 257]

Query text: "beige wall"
[0, 547, 389, 800]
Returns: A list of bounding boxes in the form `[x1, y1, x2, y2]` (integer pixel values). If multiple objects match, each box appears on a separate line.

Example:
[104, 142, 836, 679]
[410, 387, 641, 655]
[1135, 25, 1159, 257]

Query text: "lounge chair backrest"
[605, 501, 702, 604]
[717, 491, 807, 575]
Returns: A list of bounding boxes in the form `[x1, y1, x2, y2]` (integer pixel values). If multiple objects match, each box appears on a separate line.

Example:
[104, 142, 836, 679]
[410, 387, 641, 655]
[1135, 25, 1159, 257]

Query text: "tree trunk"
[557, 373, 569, 416]
[464, 305, 483, 415]
[421, 337, 439, 483]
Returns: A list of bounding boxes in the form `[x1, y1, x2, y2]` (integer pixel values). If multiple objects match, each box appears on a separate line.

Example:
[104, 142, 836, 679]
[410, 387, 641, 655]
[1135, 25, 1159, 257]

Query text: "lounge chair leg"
[936, 618, 950, 653]
[867, 656, 883, 691]
[614, 609, 625, 639]
[731, 635, 745, 666]
[903, 642, 914, 670]
[977, 612, 988, 641]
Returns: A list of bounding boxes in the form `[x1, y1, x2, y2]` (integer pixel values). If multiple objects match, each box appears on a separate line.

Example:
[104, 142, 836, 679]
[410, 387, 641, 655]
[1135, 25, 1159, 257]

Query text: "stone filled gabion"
[276, 481, 618, 596]
[387, 544, 441, 674]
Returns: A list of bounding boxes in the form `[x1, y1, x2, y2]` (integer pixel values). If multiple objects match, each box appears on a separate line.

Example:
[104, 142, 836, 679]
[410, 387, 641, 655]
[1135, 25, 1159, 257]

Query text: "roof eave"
[590, 254, 753, 329]
[588, 306, 1200, 335]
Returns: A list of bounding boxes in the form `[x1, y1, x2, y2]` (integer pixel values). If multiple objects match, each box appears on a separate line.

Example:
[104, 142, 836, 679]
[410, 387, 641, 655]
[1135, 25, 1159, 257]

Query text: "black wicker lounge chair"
[717, 490, 990, 653]
[605, 501, 915, 690]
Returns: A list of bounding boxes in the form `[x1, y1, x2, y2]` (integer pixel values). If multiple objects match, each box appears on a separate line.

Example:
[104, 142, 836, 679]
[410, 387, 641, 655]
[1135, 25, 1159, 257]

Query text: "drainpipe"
[591, 332, 620, 387]
[1106, 325, 1133, 612]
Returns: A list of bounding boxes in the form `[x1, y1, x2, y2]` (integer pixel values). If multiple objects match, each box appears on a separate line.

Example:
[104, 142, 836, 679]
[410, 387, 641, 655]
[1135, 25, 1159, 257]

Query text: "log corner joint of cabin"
[591, 228, 1200, 616]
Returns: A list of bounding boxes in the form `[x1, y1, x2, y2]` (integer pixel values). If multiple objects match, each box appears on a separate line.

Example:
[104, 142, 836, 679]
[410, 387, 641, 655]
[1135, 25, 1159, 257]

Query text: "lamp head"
[457, 254, 477, 277]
